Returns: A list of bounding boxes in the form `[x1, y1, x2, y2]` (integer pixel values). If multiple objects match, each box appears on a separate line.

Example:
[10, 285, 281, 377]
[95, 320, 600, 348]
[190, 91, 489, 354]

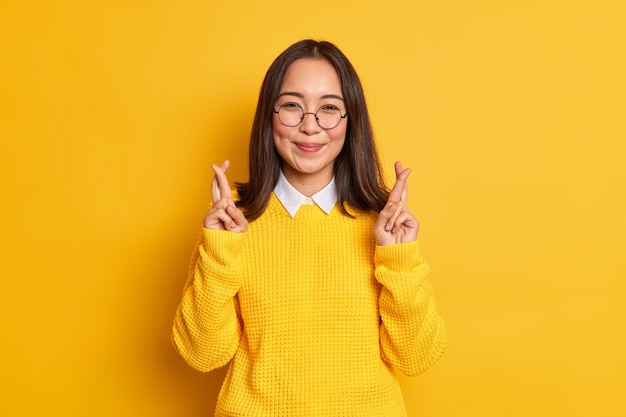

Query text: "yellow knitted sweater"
[172, 194, 445, 416]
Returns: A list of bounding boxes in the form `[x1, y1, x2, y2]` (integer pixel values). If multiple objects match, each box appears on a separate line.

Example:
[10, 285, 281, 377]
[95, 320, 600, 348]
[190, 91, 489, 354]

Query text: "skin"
[372, 161, 420, 245]
[271, 58, 347, 197]
[203, 59, 420, 245]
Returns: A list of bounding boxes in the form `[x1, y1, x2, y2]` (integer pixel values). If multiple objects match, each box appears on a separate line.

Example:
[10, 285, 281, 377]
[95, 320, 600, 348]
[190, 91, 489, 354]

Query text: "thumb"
[374, 202, 396, 229]
[381, 202, 397, 220]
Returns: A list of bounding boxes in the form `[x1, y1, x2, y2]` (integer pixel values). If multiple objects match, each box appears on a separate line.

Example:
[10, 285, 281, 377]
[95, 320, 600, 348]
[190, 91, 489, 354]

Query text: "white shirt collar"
[273, 170, 338, 217]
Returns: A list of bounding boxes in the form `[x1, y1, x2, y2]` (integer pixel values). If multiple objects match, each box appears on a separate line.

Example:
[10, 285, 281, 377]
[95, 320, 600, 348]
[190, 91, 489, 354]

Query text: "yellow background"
[1, 0, 625, 416]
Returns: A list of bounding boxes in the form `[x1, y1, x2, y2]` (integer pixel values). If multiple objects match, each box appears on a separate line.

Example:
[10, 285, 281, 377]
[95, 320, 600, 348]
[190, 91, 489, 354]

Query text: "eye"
[319, 104, 340, 111]
[281, 102, 302, 110]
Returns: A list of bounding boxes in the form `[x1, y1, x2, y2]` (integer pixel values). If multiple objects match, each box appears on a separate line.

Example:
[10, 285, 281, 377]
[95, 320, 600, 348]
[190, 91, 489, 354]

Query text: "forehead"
[280, 58, 342, 94]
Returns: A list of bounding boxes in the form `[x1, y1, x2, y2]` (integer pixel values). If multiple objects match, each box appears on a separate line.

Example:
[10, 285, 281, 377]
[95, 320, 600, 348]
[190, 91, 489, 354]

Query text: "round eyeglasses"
[273, 103, 347, 130]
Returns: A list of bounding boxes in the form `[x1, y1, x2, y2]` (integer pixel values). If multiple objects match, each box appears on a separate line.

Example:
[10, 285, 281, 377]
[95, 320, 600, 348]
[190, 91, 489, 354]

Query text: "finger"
[385, 202, 412, 233]
[395, 161, 404, 176]
[383, 202, 400, 232]
[395, 217, 420, 240]
[225, 205, 249, 232]
[395, 161, 409, 204]
[388, 162, 411, 203]
[390, 209, 414, 234]
[211, 160, 232, 203]
[382, 203, 416, 236]
[211, 177, 220, 203]
[373, 202, 392, 233]
[215, 209, 233, 230]
[203, 208, 226, 230]
[210, 161, 229, 202]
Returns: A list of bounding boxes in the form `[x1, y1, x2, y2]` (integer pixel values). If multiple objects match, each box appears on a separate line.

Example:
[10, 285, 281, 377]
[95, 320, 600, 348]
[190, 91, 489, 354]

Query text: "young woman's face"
[272, 58, 347, 189]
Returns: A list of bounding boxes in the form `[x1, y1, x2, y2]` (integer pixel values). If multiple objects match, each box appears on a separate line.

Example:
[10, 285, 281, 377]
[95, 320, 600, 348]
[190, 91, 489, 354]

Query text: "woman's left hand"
[373, 161, 420, 246]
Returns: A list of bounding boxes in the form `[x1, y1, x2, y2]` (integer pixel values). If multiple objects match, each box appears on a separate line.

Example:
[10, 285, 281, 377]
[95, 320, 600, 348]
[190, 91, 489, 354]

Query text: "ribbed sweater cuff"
[201, 228, 246, 266]
[374, 240, 423, 272]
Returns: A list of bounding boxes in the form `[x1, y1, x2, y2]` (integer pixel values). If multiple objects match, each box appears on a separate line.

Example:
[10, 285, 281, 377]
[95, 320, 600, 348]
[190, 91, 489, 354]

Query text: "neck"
[282, 165, 333, 197]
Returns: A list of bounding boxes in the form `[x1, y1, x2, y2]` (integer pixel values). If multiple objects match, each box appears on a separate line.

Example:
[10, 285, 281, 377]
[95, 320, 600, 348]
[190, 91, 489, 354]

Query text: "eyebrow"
[277, 91, 344, 101]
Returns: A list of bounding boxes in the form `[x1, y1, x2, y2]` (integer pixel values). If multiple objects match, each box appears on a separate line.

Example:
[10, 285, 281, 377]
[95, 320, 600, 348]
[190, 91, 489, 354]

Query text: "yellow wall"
[1, 0, 624, 415]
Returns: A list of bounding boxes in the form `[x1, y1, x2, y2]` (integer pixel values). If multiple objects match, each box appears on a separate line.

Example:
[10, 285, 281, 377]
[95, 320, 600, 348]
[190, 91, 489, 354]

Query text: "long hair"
[235, 39, 389, 220]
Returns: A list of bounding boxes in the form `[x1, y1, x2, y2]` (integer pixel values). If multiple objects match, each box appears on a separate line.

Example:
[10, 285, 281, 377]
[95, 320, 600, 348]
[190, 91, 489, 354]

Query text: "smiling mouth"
[295, 143, 324, 152]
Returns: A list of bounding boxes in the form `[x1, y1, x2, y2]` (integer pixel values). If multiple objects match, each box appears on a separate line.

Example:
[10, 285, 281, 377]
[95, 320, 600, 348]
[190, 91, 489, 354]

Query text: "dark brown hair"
[235, 39, 389, 220]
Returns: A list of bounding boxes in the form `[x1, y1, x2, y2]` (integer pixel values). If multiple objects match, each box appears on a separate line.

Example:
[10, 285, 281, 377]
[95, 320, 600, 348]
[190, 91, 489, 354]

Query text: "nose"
[299, 112, 321, 134]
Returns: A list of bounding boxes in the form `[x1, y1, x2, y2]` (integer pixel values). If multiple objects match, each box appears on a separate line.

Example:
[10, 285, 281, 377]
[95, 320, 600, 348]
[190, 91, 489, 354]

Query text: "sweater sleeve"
[171, 227, 246, 372]
[375, 240, 446, 376]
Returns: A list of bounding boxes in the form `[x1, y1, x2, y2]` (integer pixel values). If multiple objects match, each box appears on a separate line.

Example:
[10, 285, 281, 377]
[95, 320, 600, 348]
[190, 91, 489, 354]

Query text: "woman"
[172, 39, 445, 416]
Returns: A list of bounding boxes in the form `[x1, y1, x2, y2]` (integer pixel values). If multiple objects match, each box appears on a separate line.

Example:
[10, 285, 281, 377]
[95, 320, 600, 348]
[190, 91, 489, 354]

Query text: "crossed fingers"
[388, 161, 409, 205]
[384, 161, 410, 232]
[211, 160, 233, 205]
[204, 160, 248, 232]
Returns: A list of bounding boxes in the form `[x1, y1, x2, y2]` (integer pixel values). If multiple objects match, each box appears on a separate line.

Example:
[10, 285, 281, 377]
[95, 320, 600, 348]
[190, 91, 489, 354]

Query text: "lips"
[295, 142, 324, 153]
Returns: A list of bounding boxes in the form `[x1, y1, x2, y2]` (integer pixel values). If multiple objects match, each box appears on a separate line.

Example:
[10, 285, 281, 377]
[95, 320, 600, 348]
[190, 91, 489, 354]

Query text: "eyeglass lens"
[276, 104, 344, 129]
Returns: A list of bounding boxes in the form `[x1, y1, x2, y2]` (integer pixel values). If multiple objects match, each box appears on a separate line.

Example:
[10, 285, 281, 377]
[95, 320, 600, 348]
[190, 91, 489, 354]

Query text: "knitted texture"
[172, 194, 446, 416]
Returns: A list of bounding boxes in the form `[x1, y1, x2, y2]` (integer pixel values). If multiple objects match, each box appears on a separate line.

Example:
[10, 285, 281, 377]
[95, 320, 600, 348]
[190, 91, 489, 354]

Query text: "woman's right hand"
[203, 160, 248, 232]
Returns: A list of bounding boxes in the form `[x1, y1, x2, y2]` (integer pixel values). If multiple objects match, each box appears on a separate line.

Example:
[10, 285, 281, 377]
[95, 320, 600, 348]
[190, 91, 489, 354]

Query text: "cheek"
[327, 124, 347, 143]
[272, 116, 294, 140]
[271, 122, 294, 160]
[273, 125, 292, 140]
